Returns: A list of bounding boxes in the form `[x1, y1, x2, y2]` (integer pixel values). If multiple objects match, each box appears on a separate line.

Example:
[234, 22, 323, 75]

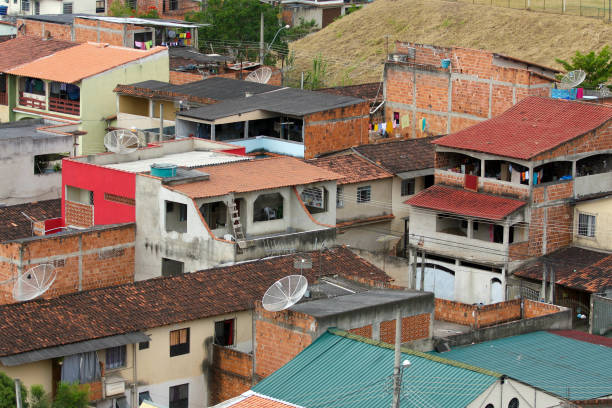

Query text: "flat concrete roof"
[104, 150, 250, 172]
[290, 289, 429, 318]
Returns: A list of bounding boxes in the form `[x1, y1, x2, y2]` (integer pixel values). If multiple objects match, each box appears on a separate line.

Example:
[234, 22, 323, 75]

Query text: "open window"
[301, 186, 328, 213]
[214, 319, 235, 346]
[34, 153, 69, 175]
[0, 73, 7, 105]
[401, 178, 415, 196]
[165, 201, 187, 233]
[169, 384, 188, 408]
[253, 193, 283, 222]
[199, 201, 227, 229]
[66, 185, 93, 205]
[105, 345, 126, 370]
[162, 258, 184, 277]
[169, 328, 189, 357]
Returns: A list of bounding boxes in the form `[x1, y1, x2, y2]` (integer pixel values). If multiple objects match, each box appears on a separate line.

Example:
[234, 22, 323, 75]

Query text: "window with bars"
[214, 319, 235, 346]
[105, 345, 126, 370]
[169, 384, 188, 408]
[21, 0, 30, 11]
[578, 213, 596, 237]
[96, 0, 105, 12]
[336, 186, 344, 208]
[169, 328, 189, 357]
[356, 186, 371, 203]
[62, 2, 72, 13]
[401, 178, 415, 196]
[169, 0, 178, 10]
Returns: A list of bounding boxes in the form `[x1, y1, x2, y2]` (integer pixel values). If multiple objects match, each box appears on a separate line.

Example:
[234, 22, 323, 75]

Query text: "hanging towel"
[421, 117, 427, 132]
[186, 32, 191, 39]
[464, 174, 478, 191]
[374, 124, 378, 131]
[386, 121, 393, 134]
[401, 115, 410, 129]
[511, 169, 520, 184]
[135, 41, 144, 49]
[489, 224, 494, 242]
[145, 40, 152, 50]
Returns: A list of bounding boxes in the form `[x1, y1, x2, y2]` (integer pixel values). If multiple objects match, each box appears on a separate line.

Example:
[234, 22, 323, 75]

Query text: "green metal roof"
[253, 329, 499, 408]
[431, 331, 612, 401]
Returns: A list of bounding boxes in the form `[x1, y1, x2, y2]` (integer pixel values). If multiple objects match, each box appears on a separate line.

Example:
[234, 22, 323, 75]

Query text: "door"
[490, 278, 503, 304]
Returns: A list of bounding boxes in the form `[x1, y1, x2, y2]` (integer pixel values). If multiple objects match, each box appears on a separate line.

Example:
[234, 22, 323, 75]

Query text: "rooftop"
[405, 185, 526, 220]
[0, 199, 61, 242]
[318, 82, 383, 103]
[20, 14, 203, 28]
[434, 331, 612, 400]
[0, 119, 73, 141]
[353, 136, 439, 174]
[306, 154, 392, 185]
[0, 35, 77, 73]
[0, 247, 389, 358]
[253, 329, 500, 408]
[169, 47, 231, 65]
[7, 42, 167, 84]
[105, 150, 250, 173]
[214, 392, 302, 408]
[169, 156, 342, 199]
[434, 97, 612, 160]
[513, 246, 612, 293]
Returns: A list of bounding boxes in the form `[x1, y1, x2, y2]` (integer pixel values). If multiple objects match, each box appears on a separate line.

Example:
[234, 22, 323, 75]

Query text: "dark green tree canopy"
[556, 46, 612, 89]
[0, 372, 28, 408]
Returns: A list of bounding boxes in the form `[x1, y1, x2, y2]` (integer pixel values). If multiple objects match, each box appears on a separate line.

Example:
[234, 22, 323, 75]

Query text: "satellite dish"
[262, 275, 308, 312]
[245, 67, 272, 84]
[558, 70, 586, 89]
[13, 264, 57, 302]
[104, 129, 140, 154]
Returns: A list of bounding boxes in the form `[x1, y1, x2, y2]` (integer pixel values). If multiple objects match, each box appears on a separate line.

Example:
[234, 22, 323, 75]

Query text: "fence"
[591, 293, 612, 335]
[452, 0, 611, 20]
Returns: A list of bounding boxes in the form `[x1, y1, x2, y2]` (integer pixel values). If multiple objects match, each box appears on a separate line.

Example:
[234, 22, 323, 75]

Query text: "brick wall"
[508, 241, 530, 261]
[18, 19, 73, 41]
[0, 224, 134, 305]
[170, 71, 204, 85]
[348, 324, 373, 338]
[435, 298, 522, 328]
[527, 203, 573, 256]
[209, 344, 253, 405]
[65, 200, 94, 228]
[523, 299, 561, 318]
[379, 314, 430, 344]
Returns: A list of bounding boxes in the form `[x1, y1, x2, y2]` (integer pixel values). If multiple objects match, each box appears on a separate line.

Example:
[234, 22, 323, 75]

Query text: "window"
[105, 345, 126, 370]
[34, 0, 39, 14]
[165, 201, 187, 233]
[401, 178, 415, 196]
[214, 319, 235, 346]
[356, 186, 371, 203]
[96, 0, 105, 12]
[508, 398, 519, 408]
[21, 0, 30, 12]
[139, 391, 152, 404]
[162, 258, 184, 277]
[139, 341, 150, 350]
[169, 328, 189, 357]
[578, 213, 596, 237]
[66, 186, 93, 205]
[336, 186, 344, 208]
[126, 0, 136, 8]
[301, 187, 327, 214]
[34, 153, 69, 175]
[169, 0, 178, 10]
[62, 2, 72, 13]
[169, 384, 188, 408]
[199, 201, 227, 229]
[485, 405, 494, 408]
[253, 193, 283, 222]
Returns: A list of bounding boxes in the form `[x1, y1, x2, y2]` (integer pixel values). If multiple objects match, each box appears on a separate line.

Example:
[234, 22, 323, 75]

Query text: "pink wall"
[62, 159, 136, 226]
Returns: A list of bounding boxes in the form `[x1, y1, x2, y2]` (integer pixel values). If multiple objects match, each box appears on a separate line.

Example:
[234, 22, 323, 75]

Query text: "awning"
[0, 332, 149, 367]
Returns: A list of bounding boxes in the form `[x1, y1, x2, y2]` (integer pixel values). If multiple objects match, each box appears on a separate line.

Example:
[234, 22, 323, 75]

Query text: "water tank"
[151, 163, 177, 178]
[0, 6, 8, 15]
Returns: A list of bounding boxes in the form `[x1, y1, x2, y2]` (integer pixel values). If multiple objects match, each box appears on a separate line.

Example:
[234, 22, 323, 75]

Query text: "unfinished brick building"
[384, 42, 558, 138]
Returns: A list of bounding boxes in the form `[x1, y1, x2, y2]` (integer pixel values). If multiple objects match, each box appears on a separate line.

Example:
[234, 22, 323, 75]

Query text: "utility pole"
[14, 378, 22, 408]
[391, 308, 402, 408]
[259, 12, 264, 63]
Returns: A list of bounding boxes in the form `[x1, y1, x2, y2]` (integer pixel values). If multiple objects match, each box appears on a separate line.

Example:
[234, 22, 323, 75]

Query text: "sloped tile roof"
[170, 156, 342, 198]
[7, 42, 167, 83]
[0, 36, 78, 73]
[226, 394, 301, 408]
[0, 199, 61, 243]
[434, 97, 612, 160]
[353, 136, 440, 174]
[306, 154, 392, 185]
[0, 247, 390, 357]
[405, 185, 525, 220]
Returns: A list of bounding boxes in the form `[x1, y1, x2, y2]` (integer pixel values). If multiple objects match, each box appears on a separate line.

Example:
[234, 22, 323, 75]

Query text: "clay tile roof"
[170, 156, 342, 199]
[0, 247, 390, 357]
[513, 246, 612, 293]
[307, 154, 392, 185]
[353, 136, 440, 174]
[405, 185, 525, 220]
[228, 395, 301, 408]
[0, 36, 78, 73]
[434, 97, 612, 160]
[6, 42, 167, 83]
[0, 199, 61, 243]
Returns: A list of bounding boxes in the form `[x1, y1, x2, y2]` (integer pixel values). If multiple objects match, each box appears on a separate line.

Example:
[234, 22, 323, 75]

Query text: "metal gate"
[591, 294, 612, 336]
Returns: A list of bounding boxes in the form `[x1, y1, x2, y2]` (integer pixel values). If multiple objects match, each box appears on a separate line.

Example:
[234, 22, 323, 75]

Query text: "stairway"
[230, 201, 247, 249]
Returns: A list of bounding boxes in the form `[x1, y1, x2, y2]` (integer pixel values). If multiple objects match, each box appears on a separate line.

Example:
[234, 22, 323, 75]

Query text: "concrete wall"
[574, 172, 612, 198]
[573, 196, 612, 251]
[337, 178, 392, 224]
[0, 359, 53, 395]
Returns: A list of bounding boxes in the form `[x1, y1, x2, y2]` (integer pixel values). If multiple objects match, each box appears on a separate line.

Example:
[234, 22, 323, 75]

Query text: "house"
[433, 330, 612, 406]
[0, 37, 169, 154]
[279, 0, 353, 28]
[5, 0, 104, 16]
[572, 194, 612, 252]
[123, 0, 201, 19]
[232, 328, 573, 408]
[0, 247, 391, 408]
[404, 96, 612, 304]
[384, 42, 558, 138]
[135, 155, 342, 279]
[0, 119, 76, 205]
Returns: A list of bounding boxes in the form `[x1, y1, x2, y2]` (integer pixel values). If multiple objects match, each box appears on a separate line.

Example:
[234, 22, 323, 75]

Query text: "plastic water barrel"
[441, 59, 451, 69]
[150, 163, 177, 178]
[0, 6, 8, 15]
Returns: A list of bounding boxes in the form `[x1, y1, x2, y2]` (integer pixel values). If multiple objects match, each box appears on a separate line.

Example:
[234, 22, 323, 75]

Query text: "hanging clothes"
[401, 114, 410, 129]
[386, 121, 393, 134]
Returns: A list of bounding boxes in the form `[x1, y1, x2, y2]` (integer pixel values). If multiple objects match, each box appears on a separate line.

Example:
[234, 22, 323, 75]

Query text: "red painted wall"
[62, 159, 136, 226]
[44, 217, 65, 234]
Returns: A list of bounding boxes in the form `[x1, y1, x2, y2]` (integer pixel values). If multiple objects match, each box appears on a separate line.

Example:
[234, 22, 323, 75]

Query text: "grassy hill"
[287, 0, 612, 86]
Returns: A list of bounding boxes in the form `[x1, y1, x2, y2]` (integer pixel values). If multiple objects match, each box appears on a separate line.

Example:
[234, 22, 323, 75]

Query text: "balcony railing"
[0, 91, 7, 106]
[49, 97, 80, 115]
[19, 92, 46, 110]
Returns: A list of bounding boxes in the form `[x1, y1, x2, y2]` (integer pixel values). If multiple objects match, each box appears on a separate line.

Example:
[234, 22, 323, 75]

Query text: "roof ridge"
[327, 328, 503, 378]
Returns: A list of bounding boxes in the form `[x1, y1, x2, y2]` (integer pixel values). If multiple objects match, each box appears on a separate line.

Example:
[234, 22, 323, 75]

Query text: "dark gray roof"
[169, 47, 231, 64]
[20, 14, 87, 24]
[353, 136, 441, 174]
[178, 87, 366, 120]
[0, 119, 72, 141]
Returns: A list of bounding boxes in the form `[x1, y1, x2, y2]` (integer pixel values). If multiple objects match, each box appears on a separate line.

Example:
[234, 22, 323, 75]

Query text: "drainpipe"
[132, 343, 137, 408]
[159, 103, 164, 142]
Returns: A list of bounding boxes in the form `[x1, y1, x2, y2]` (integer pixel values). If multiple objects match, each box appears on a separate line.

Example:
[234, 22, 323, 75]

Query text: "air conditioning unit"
[105, 378, 126, 396]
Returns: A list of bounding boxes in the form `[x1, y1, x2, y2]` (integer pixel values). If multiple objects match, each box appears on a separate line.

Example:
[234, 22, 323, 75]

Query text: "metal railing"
[19, 92, 46, 110]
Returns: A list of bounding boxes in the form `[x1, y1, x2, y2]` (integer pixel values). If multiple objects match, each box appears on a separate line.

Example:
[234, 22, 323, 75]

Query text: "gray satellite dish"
[245, 67, 272, 84]
[13, 264, 57, 301]
[262, 275, 308, 312]
[104, 129, 140, 154]
[558, 70, 586, 90]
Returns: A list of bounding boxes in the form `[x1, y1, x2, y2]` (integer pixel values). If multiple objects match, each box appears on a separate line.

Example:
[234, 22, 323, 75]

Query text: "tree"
[109, 0, 160, 18]
[52, 383, 88, 408]
[29, 385, 51, 408]
[304, 54, 328, 90]
[556, 46, 612, 89]
[0, 372, 28, 408]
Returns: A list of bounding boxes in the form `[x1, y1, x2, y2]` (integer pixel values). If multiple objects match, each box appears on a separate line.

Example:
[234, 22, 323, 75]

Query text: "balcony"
[574, 172, 612, 198]
[235, 227, 336, 261]
[19, 92, 46, 110]
[228, 136, 305, 158]
[49, 96, 80, 115]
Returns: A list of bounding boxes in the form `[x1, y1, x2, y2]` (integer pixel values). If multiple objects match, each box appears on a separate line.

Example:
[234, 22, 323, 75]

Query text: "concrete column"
[572, 160, 577, 179]
[411, 247, 417, 290]
[420, 250, 426, 291]
[211, 124, 216, 141]
[244, 120, 249, 139]
[149, 99, 154, 118]
[503, 224, 510, 245]
[480, 158, 486, 178]
[467, 219, 474, 239]
[528, 165, 534, 187]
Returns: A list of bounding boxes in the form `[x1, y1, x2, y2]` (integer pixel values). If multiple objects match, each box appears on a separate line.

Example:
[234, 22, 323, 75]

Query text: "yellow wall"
[119, 95, 150, 117]
[152, 100, 177, 121]
[0, 360, 53, 395]
[574, 197, 612, 251]
[0, 105, 9, 123]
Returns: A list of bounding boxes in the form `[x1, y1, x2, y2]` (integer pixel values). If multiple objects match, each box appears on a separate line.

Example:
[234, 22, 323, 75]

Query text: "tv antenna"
[558, 70, 586, 90]
[104, 129, 140, 154]
[262, 275, 308, 312]
[245, 67, 272, 84]
[13, 264, 57, 302]
[599, 83, 611, 98]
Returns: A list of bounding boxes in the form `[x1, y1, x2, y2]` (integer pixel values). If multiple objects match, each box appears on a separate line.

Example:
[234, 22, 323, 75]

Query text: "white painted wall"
[468, 379, 565, 408]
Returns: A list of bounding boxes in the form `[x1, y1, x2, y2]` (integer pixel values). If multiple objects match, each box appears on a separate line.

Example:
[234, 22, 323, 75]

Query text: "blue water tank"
[0, 6, 8, 15]
[441, 59, 451, 69]
[150, 163, 177, 178]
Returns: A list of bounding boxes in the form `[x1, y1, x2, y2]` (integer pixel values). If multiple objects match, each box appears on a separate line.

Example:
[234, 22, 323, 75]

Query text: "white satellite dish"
[13, 264, 57, 302]
[245, 67, 272, 84]
[558, 69, 586, 89]
[104, 129, 140, 154]
[262, 275, 308, 312]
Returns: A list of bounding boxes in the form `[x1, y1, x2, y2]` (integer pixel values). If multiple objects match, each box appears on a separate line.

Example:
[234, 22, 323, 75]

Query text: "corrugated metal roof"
[253, 329, 499, 408]
[104, 150, 250, 173]
[433, 331, 612, 401]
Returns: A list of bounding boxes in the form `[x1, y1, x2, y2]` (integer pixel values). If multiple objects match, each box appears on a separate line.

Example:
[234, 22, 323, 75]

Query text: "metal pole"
[420, 250, 426, 291]
[411, 248, 417, 289]
[391, 308, 402, 408]
[541, 262, 548, 302]
[300, 72, 304, 89]
[14, 379, 22, 408]
[259, 12, 264, 63]
[609, 0, 610, 21]
[159, 103, 164, 142]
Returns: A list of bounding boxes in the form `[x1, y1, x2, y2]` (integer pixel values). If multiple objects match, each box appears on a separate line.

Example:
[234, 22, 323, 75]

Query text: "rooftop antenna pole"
[14, 378, 22, 408]
[260, 12, 264, 63]
[391, 307, 403, 408]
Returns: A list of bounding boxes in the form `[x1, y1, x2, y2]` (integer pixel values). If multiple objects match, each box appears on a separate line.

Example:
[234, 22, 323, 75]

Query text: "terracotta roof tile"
[353, 136, 440, 174]
[557, 253, 612, 293]
[434, 97, 612, 160]
[307, 154, 392, 185]
[0, 247, 390, 357]
[405, 185, 525, 220]
[229, 395, 300, 408]
[7, 42, 167, 83]
[0, 36, 77, 72]
[170, 156, 342, 198]
[0, 199, 61, 243]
